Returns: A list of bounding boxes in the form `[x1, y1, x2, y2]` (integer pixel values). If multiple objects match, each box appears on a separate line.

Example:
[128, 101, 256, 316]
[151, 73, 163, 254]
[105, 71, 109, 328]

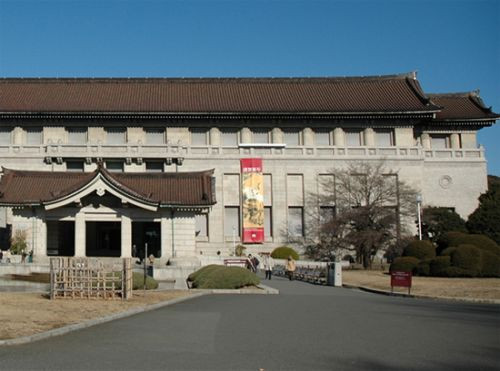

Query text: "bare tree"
[302, 161, 417, 268]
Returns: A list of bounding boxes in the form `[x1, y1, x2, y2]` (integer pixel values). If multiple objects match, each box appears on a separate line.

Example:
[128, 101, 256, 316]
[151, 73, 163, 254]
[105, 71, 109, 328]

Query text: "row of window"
[0, 127, 394, 146]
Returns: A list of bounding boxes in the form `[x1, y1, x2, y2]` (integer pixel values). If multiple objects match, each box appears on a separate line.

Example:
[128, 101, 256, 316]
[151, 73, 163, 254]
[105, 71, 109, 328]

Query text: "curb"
[0, 292, 208, 347]
[189, 284, 279, 295]
[343, 284, 500, 305]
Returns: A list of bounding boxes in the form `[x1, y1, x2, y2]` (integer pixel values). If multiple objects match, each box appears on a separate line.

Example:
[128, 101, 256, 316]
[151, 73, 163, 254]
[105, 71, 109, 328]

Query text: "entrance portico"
[0, 166, 216, 264]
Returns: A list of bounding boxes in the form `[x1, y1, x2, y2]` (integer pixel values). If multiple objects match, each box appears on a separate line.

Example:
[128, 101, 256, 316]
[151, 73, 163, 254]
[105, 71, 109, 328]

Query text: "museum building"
[0, 72, 497, 263]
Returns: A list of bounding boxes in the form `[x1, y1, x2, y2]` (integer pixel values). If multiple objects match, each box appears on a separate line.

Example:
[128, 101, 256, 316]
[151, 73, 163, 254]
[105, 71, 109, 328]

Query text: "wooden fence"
[49, 257, 133, 300]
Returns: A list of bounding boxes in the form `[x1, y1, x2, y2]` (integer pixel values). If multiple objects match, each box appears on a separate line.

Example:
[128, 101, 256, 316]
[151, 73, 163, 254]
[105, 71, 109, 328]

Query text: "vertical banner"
[241, 158, 264, 243]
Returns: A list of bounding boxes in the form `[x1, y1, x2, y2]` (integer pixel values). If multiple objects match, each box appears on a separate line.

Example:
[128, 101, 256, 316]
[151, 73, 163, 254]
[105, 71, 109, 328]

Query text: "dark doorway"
[86, 222, 121, 257]
[132, 222, 161, 259]
[46, 221, 75, 256]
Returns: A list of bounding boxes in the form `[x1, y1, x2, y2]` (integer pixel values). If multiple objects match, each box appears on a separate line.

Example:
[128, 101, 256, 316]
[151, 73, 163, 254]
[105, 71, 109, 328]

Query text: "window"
[67, 127, 87, 144]
[195, 214, 208, 237]
[315, 129, 331, 146]
[191, 129, 209, 145]
[221, 129, 239, 146]
[319, 206, 336, 224]
[26, 127, 42, 145]
[145, 161, 164, 172]
[66, 160, 84, 172]
[264, 207, 272, 238]
[106, 128, 126, 144]
[105, 160, 124, 172]
[345, 130, 362, 146]
[252, 129, 270, 143]
[431, 135, 450, 149]
[145, 128, 165, 145]
[0, 128, 11, 145]
[283, 129, 300, 146]
[375, 130, 394, 146]
[288, 207, 304, 237]
[224, 207, 240, 237]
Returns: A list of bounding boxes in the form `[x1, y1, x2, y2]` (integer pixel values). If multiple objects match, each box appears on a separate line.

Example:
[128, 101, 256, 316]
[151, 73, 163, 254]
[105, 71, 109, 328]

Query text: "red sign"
[391, 271, 412, 288]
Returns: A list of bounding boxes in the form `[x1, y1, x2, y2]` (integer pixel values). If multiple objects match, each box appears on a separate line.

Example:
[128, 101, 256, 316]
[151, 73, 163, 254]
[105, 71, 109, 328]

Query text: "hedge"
[480, 250, 500, 277]
[188, 265, 260, 289]
[390, 257, 419, 274]
[440, 247, 457, 256]
[114, 272, 159, 290]
[417, 259, 432, 276]
[437, 232, 499, 256]
[430, 256, 451, 276]
[450, 244, 482, 276]
[271, 246, 299, 260]
[403, 240, 436, 260]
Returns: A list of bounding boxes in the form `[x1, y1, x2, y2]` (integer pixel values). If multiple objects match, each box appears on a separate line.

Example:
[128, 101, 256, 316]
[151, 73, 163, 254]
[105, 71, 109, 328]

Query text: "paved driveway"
[0, 276, 499, 370]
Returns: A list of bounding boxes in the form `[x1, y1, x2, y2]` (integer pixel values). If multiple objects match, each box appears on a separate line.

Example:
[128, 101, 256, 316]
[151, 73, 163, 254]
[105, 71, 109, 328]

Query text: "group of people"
[0, 249, 33, 264]
[246, 253, 297, 281]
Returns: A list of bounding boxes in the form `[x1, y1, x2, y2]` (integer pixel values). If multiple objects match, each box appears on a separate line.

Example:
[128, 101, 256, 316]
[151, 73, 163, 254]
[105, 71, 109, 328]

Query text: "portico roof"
[0, 166, 216, 209]
[428, 92, 499, 123]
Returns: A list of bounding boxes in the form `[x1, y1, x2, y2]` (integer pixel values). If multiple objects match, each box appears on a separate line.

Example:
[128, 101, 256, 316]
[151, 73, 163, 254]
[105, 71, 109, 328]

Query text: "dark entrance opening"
[86, 221, 121, 257]
[132, 222, 161, 259]
[46, 221, 75, 256]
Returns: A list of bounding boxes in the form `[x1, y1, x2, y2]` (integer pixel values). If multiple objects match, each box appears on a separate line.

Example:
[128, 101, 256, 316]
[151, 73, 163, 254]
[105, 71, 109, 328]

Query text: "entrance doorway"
[132, 222, 161, 259]
[46, 221, 75, 256]
[86, 221, 121, 257]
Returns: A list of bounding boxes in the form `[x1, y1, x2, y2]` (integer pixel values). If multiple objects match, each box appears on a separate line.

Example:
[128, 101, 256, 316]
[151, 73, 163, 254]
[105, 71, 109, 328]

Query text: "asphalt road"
[0, 276, 499, 371]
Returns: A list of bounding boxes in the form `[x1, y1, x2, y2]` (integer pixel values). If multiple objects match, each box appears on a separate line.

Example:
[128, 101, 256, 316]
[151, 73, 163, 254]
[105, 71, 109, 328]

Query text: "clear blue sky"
[1, 0, 498, 174]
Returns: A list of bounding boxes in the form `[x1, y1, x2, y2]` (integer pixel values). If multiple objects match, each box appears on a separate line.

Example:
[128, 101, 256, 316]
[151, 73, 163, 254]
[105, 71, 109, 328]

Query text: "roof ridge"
[0, 72, 416, 84]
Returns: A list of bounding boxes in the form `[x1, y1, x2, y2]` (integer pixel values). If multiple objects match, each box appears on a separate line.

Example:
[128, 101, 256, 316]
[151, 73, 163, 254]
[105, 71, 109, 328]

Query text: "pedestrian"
[247, 254, 256, 272]
[28, 250, 33, 263]
[0, 249, 3, 263]
[4, 249, 11, 263]
[285, 255, 296, 281]
[262, 253, 274, 280]
[21, 251, 27, 263]
[252, 255, 260, 273]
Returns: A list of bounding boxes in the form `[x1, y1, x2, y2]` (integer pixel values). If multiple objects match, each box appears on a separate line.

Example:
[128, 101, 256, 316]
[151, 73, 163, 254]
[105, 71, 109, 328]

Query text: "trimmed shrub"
[403, 240, 436, 260]
[430, 256, 451, 276]
[450, 244, 482, 277]
[437, 232, 499, 256]
[188, 265, 260, 289]
[115, 272, 158, 290]
[417, 259, 432, 276]
[390, 257, 419, 274]
[271, 246, 299, 260]
[442, 266, 476, 278]
[440, 247, 457, 256]
[479, 250, 500, 277]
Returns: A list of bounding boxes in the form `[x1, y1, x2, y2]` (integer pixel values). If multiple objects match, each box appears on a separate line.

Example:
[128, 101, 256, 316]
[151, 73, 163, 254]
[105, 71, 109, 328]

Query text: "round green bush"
[479, 250, 500, 277]
[430, 256, 451, 276]
[390, 257, 419, 274]
[417, 259, 432, 276]
[271, 246, 299, 260]
[437, 232, 499, 256]
[188, 265, 260, 289]
[115, 272, 158, 290]
[403, 240, 436, 260]
[450, 244, 482, 277]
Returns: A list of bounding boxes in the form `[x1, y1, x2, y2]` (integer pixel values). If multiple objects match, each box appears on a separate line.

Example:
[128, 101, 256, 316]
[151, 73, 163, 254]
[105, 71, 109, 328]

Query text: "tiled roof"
[0, 73, 439, 115]
[429, 92, 499, 121]
[0, 167, 216, 207]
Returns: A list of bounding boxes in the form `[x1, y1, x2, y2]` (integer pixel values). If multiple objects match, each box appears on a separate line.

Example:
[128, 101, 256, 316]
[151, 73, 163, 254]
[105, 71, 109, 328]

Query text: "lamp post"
[416, 194, 423, 240]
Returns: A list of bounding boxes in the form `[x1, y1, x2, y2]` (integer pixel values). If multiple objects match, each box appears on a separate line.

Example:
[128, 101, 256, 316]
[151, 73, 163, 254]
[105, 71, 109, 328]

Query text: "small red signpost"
[390, 271, 412, 295]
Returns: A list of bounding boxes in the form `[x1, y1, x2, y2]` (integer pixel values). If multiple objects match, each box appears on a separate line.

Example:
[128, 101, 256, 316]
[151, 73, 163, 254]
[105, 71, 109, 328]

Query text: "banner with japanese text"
[241, 158, 264, 243]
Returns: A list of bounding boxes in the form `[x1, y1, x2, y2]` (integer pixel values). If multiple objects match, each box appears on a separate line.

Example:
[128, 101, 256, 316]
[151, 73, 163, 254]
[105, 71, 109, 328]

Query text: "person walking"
[262, 253, 275, 280]
[285, 255, 296, 281]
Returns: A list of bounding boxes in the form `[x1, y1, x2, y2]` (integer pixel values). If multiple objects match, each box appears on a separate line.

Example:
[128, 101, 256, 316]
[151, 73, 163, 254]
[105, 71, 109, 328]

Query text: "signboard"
[240, 158, 264, 243]
[390, 271, 412, 295]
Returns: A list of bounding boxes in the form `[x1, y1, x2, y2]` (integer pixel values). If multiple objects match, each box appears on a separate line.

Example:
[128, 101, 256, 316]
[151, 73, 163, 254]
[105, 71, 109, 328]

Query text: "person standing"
[262, 253, 275, 280]
[285, 255, 296, 281]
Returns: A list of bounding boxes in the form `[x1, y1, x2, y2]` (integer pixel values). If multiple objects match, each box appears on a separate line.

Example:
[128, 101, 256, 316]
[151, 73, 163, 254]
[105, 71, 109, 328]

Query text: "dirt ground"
[0, 291, 192, 340]
[342, 269, 500, 301]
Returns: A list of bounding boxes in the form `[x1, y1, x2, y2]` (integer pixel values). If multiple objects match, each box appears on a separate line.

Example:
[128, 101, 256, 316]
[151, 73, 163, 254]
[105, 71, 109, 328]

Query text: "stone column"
[333, 128, 345, 146]
[12, 127, 24, 145]
[272, 127, 283, 144]
[209, 127, 220, 146]
[161, 214, 173, 260]
[364, 128, 375, 146]
[240, 127, 252, 144]
[121, 214, 132, 258]
[74, 212, 86, 257]
[303, 127, 314, 146]
[421, 133, 431, 149]
[450, 133, 460, 149]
